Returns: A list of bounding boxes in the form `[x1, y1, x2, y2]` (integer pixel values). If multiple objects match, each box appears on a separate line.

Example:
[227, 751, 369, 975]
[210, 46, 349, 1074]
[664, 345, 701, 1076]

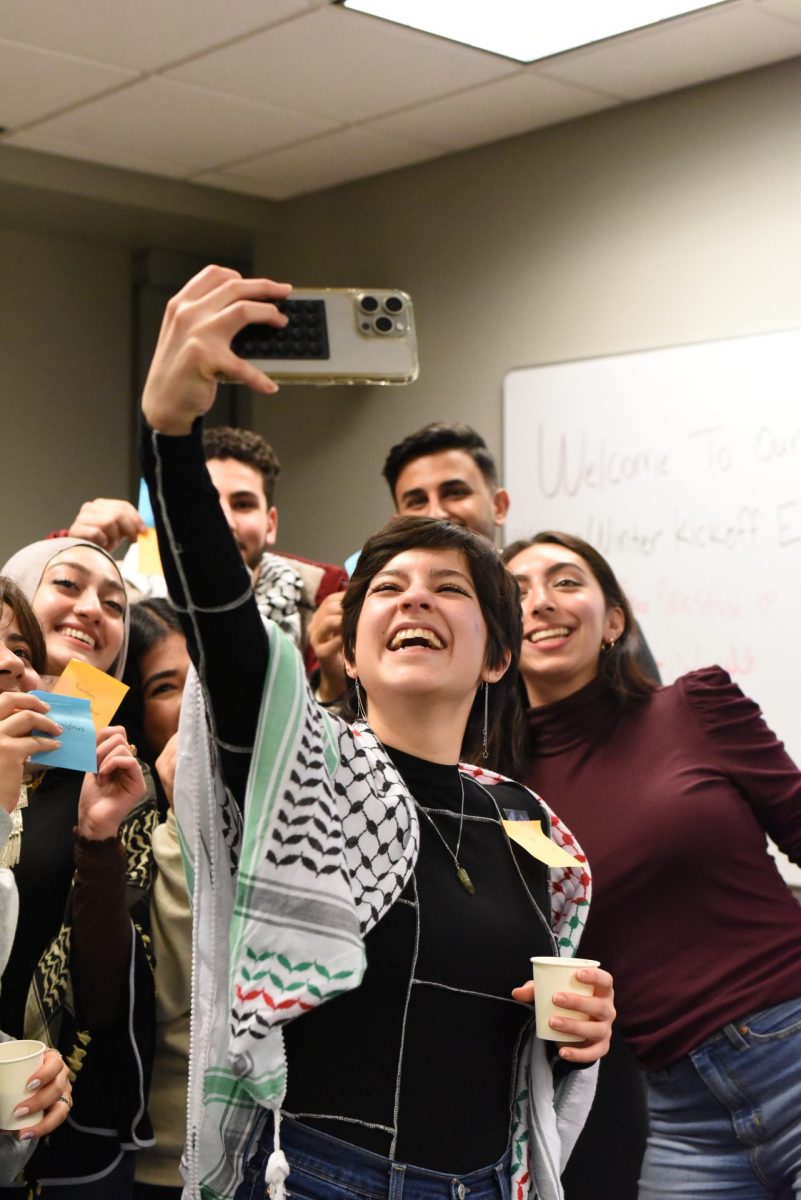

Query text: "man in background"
[64, 426, 346, 666]
[312, 422, 512, 702]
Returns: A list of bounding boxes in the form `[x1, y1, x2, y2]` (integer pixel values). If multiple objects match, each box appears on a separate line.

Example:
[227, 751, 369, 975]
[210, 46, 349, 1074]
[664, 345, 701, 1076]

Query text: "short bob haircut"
[502, 531, 658, 704]
[341, 516, 522, 764]
[0, 575, 47, 675]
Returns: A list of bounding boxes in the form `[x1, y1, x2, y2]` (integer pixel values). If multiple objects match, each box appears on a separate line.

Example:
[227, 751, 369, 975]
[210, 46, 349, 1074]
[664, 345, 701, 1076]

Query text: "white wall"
[252, 57, 801, 565]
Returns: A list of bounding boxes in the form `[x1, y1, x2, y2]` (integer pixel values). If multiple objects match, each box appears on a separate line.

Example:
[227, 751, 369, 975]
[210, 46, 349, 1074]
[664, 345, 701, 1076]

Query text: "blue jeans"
[639, 996, 801, 1198]
[235, 1116, 511, 1200]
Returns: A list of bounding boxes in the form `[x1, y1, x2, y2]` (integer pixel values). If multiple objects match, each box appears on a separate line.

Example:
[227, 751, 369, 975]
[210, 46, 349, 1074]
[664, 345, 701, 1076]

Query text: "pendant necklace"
[415, 771, 475, 895]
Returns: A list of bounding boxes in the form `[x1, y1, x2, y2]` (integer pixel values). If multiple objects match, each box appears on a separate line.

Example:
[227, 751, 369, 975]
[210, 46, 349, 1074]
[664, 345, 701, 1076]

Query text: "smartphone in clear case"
[231, 288, 418, 385]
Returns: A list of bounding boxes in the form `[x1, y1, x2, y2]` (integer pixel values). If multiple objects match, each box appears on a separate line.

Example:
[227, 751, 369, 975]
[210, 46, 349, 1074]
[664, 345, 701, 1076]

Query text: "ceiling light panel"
[341, 0, 733, 63]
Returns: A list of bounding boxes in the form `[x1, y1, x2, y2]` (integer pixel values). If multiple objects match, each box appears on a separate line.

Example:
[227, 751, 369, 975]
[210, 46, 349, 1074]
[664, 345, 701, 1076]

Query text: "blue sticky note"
[30, 692, 97, 773]
[344, 550, 360, 577]
[137, 478, 155, 529]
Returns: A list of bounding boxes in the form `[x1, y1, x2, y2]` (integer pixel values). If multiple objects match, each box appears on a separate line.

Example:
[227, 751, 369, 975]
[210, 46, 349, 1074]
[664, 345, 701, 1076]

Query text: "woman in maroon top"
[502, 531, 801, 1200]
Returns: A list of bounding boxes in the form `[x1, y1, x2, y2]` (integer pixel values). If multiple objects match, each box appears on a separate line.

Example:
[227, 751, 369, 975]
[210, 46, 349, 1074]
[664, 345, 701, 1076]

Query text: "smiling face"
[140, 630, 190, 757]
[506, 542, 625, 707]
[0, 607, 42, 694]
[393, 449, 509, 543]
[347, 546, 507, 715]
[207, 457, 277, 571]
[33, 545, 127, 675]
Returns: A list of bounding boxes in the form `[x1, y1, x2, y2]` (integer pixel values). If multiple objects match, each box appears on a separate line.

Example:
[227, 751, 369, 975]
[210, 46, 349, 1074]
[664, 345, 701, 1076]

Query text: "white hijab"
[2, 538, 130, 679]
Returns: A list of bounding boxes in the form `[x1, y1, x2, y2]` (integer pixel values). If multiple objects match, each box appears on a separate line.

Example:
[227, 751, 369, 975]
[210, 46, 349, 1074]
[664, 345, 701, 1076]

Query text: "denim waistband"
[693, 994, 801, 1051]
[259, 1115, 512, 1200]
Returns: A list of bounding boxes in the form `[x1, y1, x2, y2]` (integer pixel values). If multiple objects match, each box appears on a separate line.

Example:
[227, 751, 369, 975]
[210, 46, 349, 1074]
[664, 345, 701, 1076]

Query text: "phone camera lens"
[359, 295, 379, 313]
[374, 315, 394, 334]
[384, 295, 404, 314]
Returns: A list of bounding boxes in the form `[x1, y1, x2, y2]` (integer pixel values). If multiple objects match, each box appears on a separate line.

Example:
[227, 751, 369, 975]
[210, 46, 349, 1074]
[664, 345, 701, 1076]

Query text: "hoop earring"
[354, 677, 368, 723]
[482, 681, 489, 760]
[601, 639, 617, 652]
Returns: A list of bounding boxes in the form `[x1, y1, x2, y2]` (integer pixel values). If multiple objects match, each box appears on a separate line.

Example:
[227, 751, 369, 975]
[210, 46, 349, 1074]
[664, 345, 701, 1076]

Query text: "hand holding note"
[0, 692, 62, 812]
[77, 727, 146, 840]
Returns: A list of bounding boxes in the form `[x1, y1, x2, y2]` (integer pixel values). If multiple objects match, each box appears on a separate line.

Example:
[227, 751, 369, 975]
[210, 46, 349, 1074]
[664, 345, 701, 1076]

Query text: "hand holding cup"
[513, 957, 616, 1063]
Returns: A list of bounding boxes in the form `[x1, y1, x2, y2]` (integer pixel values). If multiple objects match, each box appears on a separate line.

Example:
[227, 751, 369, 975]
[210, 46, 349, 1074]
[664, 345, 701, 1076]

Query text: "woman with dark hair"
[0, 577, 73, 1184]
[117, 599, 191, 1200]
[503, 532, 801, 1199]
[119, 599, 187, 808]
[0, 542, 156, 1198]
[138, 265, 615, 1200]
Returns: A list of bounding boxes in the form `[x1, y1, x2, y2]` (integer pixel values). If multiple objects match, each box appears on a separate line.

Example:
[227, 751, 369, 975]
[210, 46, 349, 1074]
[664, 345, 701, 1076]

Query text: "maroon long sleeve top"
[522, 666, 801, 1071]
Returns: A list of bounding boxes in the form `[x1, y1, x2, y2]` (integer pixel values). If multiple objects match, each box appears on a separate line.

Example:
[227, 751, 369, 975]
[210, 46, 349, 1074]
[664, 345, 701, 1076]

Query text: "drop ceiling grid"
[1, 0, 800, 198]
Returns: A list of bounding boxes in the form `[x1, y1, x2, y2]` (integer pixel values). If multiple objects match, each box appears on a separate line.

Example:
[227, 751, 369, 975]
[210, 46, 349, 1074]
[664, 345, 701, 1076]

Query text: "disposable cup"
[530, 956, 600, 1043]
[0, 1040, 46, 1130]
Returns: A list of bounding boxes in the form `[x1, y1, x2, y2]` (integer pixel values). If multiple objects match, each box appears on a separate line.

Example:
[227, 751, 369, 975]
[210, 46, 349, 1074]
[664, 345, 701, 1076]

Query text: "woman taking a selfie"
[0, 540, 155, 1198]
[139, 265, 615, 1200]
[503, 531, 801, 1199]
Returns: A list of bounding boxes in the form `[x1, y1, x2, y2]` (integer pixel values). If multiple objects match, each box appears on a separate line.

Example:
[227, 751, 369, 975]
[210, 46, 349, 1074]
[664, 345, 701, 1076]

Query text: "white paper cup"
[530, 956, 600, 1043]
[0, 1040, 46, 1130]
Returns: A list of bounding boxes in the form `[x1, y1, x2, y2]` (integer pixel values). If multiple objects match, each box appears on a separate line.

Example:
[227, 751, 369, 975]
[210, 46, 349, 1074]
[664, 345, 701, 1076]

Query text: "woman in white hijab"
[0, 541, 155, 1199]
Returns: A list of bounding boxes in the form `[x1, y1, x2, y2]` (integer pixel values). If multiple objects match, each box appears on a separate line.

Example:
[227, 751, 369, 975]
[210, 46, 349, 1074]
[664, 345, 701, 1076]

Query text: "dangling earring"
[354, 677, 368, 723]
[482, 681, 489, 760]
[601, 639, 616, 652]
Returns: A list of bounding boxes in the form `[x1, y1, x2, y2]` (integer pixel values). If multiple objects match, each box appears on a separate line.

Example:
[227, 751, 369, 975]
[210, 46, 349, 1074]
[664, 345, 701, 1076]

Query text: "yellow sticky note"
[137, 527, 163, 576]
[53, 660, 129, 733]
[502, 820, 581, 869]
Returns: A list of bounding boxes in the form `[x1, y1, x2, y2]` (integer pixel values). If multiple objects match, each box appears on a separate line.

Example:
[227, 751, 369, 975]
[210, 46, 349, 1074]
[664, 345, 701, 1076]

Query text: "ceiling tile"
[195, 126, 444, 199]
[167, 6, 518, 122]
[6, 129, 196, 179]
[369, 72, 620, 153]
[0, 0, 311, 72]
[535, 5, 801, 99]
[5, 77, 341, 174]
[755, 0, 801, 26]
[0, 39, 135, 128]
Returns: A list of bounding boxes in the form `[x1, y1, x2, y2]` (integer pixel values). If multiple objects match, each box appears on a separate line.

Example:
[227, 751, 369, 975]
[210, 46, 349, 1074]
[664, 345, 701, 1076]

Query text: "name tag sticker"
[502, 820, 581, 869]
[53, 660, 128, 733]
[30, 692, 97, 773]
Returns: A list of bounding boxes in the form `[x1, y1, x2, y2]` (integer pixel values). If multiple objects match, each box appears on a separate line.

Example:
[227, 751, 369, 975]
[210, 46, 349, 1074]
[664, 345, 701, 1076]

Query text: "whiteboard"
[503, 329, 801, 884]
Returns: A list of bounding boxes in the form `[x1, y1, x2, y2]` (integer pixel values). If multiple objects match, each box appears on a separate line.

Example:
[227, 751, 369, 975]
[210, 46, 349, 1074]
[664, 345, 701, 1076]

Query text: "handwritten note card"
[53, 660, 128, 733]
[30, 691, 97, 773]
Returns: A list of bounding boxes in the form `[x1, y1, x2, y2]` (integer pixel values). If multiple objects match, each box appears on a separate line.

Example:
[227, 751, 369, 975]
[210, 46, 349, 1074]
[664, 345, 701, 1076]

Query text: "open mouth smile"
[526, 626, 572, 645]
[56, 625, 97, 650]
[388, 626, 445, 651]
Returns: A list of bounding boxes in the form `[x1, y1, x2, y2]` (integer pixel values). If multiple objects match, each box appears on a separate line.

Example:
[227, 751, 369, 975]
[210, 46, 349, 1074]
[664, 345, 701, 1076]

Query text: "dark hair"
[202, 426, 281, 506]
[382, 422, 499, 501]
[119, 598, 184, 769]
[494, 532, 658, 777]
[502, 531, 658, 704]
[340, 516, 521, 765]
[0, 576, 46, 674]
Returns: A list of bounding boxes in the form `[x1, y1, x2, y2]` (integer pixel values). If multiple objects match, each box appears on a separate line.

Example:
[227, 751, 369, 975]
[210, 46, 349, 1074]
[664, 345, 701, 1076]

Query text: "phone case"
[231, 288, 418, 385]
